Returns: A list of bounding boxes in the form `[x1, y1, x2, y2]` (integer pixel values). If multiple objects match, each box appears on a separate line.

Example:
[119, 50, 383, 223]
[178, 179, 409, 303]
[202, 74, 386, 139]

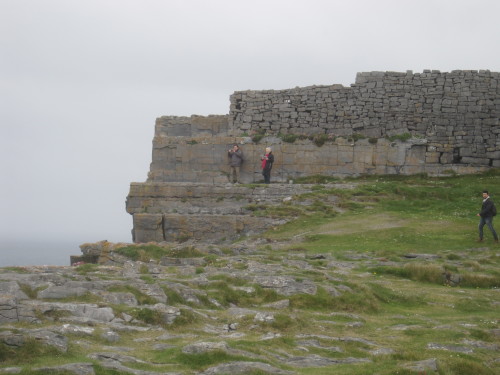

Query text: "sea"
[0, 239, 86, 267]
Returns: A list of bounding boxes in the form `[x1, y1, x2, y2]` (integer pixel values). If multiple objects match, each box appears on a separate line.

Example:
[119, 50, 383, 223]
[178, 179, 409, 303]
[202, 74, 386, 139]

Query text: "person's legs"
[478, 217, 486, 240]
[234, 166, 240, 183]
[230, 166, 236, 183]
[484, 216, 499, 240]
[263, 170, 270, 184]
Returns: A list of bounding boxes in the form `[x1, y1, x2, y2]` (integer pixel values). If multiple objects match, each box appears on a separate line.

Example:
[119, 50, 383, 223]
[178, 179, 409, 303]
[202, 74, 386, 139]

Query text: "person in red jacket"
[261, 147, 274, 184]
[477, 190, 498, 243]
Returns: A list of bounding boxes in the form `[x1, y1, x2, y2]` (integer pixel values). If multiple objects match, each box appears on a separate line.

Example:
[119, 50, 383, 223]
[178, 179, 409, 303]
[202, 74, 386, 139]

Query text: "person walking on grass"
[477, 190, 498, 243]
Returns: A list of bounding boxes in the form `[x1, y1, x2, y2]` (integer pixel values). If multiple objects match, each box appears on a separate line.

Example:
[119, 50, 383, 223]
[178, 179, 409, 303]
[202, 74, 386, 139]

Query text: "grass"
[2, 171, 500, 375]
[129, 307, 165, 326]
[289, 286, 380, 313]
[115, 244, 205, 261]
[0, 266, 30, 274]
[265, 170, 500, 252]
[0, 337, 78, 369]
[152, 347, 255, 370]
[107, 284, 158, 305]
[201, 280, 280, 307]
[18, 283, 45, 299]
[387, 132, 413, 142]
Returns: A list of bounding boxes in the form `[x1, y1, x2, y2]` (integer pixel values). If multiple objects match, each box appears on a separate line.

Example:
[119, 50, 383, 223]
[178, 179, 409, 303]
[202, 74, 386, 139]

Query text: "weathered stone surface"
[0, 296, 20, 324]
[99, 291, 138, 306]
[25, 329, 69, 352]
[97, 361, 180, 375]
[0, 368, 22, 374]
[427, 342, 474, 353]
[33, 363, 95, 375]
[199, 361, 293, 375]
[283, 354, 371, 367]
[161, 257, 206, 267]
[149, 303, 181, 324]
[227, 307, 259, 318]
[462, 339, 498, 350]
[369, 347, 396, 355]
[182, 341, 228, 354]
[27, 301, 115, 322]
[87, 352, 147, 364]
[101, 330, 120, 343]
[297, 339, 342, 352]
[0, 282, 29, 300]
[263, 299, 290, 309]
[37, 285, 90, 299]
[0, 331, 25, 347]
[254, 275, 317, 296]
[0, 296, 38, 324]
[58, 324, 95, 336]
[402, 358, 438, 372]
[254, 312, 274, 323]
[136, 283, 168, 304]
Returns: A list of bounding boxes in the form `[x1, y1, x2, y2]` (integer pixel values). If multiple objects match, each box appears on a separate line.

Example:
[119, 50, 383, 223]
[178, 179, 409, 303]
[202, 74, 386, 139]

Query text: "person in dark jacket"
[228, 144, 243, 183]
[261, 147, 274, 184]
[477, 190, 498, 242]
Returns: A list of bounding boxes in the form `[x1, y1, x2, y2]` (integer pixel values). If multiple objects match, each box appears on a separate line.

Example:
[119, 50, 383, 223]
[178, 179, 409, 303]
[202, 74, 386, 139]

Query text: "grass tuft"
[115, 245, 205, 261]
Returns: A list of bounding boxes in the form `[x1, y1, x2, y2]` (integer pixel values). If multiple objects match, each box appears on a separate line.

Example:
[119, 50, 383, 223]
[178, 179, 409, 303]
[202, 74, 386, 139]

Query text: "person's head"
[483, 190, 489, 198]
[232, 144, 239, 150]
[265, 147, 272, 154]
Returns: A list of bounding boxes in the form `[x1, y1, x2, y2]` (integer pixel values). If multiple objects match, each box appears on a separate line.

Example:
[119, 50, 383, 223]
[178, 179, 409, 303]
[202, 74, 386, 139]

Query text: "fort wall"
[128, 70, 500, 243]
[229, 70, 500, 167]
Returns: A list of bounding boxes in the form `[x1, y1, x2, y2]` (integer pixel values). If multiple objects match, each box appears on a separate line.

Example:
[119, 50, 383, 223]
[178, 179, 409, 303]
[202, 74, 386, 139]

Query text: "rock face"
[126, 182, 316, 243]
[126, 70, 500, 243]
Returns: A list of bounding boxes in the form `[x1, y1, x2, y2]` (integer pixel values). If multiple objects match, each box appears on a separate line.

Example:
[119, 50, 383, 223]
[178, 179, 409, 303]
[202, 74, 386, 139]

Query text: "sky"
[1, 0, 500, 265]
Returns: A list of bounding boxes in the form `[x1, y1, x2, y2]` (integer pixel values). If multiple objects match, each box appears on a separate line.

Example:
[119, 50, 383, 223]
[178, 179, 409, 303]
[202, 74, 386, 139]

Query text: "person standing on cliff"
[477, 190, 498, 243]
[261, 147, 274, 184]
[228, 144, 243, 184]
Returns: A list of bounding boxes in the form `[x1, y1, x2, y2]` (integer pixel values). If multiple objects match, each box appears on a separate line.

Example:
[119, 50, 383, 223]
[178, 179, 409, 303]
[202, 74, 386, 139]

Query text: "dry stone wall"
[229, 70, 500, 168]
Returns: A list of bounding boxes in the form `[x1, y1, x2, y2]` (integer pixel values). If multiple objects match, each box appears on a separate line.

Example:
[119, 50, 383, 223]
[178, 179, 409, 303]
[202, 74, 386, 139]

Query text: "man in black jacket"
[477, 190, 498, 243]
[228, 144, 243, 183]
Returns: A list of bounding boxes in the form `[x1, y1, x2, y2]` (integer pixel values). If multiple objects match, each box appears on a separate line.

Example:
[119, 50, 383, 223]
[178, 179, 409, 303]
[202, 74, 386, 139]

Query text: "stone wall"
[147, 134, 486, 184]
[229, 70, 500, 167]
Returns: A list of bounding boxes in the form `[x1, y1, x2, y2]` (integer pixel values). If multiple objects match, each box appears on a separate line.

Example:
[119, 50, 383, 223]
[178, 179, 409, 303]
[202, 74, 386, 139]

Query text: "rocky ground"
[1, 236, 499, 375]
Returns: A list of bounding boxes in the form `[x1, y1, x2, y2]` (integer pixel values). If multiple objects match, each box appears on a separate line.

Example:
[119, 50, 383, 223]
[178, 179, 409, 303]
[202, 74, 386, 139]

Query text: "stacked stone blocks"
[229, 70, 500, 168]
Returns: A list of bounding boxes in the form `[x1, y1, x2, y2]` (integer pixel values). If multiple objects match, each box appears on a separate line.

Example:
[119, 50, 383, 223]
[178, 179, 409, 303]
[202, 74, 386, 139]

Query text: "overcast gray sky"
[1, 0, 500, 264]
